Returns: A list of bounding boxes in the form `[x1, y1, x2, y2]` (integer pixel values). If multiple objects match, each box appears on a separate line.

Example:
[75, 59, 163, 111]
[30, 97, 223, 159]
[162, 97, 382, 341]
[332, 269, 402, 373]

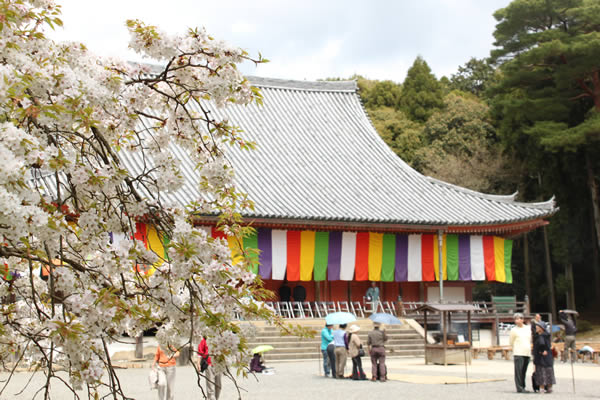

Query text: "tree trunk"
[586, 151, 600, 302]
[590, 216, 600, 303]
[523, 233, 531, 301]
[135, 334, 144, 359]
[542, 226, 557, 319]
[565, 263, 576, 310]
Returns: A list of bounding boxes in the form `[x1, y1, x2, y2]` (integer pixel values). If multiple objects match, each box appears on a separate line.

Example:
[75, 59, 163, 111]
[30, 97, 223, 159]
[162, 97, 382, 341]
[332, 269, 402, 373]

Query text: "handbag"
[149, 367, 166, 389]
[148, 368, 159, 390]
[200, 356, 209, 372]
[157, 367, 167, 387]
[358, 345, 365, 357]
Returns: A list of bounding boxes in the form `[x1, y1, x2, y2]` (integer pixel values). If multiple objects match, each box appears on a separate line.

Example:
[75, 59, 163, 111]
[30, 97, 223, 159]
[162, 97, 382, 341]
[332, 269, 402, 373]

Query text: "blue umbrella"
[369, 313, 402, 325]
[325, 312, 356, 325]
[551, 324, 561, 333]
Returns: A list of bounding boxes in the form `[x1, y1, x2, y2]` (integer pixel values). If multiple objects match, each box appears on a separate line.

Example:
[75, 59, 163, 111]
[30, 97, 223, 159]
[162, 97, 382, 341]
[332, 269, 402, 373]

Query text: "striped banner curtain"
[109, 223, 171, 276]
[211, 227, 513, 283]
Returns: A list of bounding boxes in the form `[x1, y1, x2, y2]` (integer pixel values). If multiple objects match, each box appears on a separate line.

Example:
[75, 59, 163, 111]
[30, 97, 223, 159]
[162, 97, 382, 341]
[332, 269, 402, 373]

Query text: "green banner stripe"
[381, 234, 396, 282]
[243, 231, 259, 275]
[162, 234, 171, 261]
[313, 231, 329, 281]
[504, 239, 513, 284]
[446, 234, 459, 280]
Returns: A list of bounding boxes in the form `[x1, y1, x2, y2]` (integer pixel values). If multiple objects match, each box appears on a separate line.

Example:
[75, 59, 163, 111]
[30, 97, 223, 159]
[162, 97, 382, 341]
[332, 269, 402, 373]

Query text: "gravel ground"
[1, 357, 598, 400]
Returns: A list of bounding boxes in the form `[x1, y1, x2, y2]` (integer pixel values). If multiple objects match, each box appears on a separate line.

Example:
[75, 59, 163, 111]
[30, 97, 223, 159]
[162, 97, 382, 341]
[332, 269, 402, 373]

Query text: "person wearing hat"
[533, 321, 556, 393]
[509, 313, 532, 393]
[347, 325, 367, 380]
[367, 322, 388, 382]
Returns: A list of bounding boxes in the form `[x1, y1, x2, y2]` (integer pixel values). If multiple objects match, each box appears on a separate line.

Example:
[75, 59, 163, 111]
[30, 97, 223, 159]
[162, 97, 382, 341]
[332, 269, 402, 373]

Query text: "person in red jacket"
[198, 336, 221, 400]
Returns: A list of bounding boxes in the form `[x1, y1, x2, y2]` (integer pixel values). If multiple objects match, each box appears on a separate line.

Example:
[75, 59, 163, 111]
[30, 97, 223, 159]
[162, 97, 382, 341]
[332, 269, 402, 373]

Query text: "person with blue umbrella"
[320, 323, 335, 378]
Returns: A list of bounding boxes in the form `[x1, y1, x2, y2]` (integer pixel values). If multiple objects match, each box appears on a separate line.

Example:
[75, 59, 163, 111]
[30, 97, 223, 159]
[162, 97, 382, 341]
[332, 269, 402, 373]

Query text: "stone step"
[251, 331, 419, 339]
[249, 336, 422, 344]
[247, 343, 426, 354]
[265, 349, 425, 361]
[242, 318, 426, 362]
[248, 338, 422, 347]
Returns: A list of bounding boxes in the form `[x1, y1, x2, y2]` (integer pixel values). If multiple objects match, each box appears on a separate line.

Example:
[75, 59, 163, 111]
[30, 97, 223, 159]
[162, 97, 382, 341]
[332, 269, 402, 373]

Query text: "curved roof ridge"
[247, 76, 357, 92]
[425, 176, 556, 210]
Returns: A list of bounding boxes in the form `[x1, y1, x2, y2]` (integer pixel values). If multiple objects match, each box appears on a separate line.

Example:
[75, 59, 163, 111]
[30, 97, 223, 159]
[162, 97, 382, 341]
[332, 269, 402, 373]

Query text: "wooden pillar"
[467, 311, 472, 345]
[523, 234, 531, 302]
[424, 310, 429, 365]
[315, 281, 321, 302]
[347, 282, 352, 304]
[442, 311, 447, 366]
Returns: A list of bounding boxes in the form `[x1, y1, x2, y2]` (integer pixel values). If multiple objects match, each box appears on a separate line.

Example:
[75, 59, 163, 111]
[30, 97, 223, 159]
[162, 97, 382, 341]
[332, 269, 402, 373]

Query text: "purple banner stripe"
[327, 231, 342, 281]
[395, 234, 408, 282]
[458, 234, 471, 281]
[257, 228, 272, 279]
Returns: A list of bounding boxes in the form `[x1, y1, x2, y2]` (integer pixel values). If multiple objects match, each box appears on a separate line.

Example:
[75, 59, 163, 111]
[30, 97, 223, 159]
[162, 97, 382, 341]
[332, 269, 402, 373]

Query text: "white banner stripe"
[271, 230, 287, 280]
[470, 235, 485, 281]
[407, 234, 422, 282]
[340, 232, 357, 281]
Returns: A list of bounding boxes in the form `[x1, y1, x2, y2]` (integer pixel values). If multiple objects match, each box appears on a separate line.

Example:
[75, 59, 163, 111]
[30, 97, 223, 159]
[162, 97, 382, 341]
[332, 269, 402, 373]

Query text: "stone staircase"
[245, 319, 425, 361]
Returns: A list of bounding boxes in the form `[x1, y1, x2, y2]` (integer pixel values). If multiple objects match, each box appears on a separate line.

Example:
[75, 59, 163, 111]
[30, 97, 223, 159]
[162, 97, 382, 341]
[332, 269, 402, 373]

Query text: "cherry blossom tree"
[0, 1, 283, 398]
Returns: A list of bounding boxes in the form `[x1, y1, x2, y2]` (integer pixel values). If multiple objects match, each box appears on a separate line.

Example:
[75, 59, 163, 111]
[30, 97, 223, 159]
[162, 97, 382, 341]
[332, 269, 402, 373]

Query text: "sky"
[49, 0, 513, 83]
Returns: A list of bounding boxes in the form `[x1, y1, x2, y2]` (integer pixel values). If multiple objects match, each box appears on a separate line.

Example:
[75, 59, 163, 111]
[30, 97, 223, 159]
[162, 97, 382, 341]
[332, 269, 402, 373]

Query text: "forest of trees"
[345, 0, 600, 318]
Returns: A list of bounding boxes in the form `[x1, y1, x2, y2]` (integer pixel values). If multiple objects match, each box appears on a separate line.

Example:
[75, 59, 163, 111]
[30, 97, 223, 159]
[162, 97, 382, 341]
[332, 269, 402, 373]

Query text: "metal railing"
[258, 300, 528, 320]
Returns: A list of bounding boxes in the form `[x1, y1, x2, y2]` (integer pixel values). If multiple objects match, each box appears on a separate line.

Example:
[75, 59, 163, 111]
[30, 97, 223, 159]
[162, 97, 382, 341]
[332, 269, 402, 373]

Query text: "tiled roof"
[33, 76, 557, 230]
[194, 76, 556, 227]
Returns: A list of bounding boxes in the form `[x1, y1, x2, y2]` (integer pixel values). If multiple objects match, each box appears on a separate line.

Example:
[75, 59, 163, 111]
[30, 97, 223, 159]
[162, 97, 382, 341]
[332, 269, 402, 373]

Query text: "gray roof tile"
[196, 76, 556, 227]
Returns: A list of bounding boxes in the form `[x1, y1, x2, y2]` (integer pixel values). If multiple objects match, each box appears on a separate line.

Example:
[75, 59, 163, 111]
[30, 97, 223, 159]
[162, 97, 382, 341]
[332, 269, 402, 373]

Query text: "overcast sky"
[49, 0, 512, 83]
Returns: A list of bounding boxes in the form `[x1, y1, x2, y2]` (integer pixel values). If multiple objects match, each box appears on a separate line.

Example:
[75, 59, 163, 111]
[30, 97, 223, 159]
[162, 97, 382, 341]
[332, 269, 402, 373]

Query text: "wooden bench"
[554, 342, 600, 363]
[478, 346, 512, 360]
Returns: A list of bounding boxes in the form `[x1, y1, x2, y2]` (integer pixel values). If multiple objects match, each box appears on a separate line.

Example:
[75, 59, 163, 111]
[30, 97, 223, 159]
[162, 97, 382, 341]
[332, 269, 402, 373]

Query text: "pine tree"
[398, 56, 445, 122]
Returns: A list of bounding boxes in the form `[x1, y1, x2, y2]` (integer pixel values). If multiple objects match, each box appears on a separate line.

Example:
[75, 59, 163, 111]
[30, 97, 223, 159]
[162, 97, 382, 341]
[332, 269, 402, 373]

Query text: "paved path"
[1, 357, 597, 399]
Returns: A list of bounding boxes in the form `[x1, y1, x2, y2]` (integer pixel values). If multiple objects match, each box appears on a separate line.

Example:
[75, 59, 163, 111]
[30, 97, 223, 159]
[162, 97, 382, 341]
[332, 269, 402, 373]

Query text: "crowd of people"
[149, 308, 579, 398]
[321, 321, 388, 381]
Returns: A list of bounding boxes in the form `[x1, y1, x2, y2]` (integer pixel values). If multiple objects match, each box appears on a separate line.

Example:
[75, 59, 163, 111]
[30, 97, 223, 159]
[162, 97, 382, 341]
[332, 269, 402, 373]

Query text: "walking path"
[1, 356, 597, 399]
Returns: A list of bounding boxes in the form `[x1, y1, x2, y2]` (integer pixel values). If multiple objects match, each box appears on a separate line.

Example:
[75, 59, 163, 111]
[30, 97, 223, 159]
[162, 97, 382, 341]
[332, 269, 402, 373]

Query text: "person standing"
[198, 336, 221, 400]
[320, 323, 335, 377]
[365, 282, 380, 312]
[533, 322, 556, 393]
[509, 313, 532, 393]
[367, 322, 388, 382]
[347, 325, 366, 380]
[531, 313, 548, 336]
[153, 344, 180, 400]
[333, 324, 348, 378]
[559, 310, 578, 362]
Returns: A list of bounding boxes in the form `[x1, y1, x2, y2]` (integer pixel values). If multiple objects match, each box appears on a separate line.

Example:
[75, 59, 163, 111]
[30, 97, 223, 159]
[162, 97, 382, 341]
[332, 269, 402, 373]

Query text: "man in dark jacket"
[367, 322, 388, 382]
[559, 310, 577, 362]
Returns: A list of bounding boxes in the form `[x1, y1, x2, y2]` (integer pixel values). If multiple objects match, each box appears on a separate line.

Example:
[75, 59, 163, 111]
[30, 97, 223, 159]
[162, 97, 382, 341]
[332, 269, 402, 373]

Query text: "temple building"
[133, 77, 557, 304]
